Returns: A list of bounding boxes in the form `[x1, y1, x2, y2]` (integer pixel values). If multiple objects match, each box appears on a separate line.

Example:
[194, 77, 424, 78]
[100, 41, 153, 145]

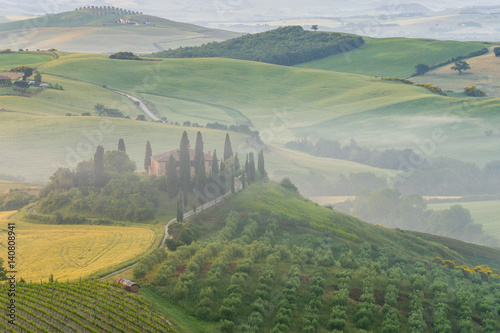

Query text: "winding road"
[112, 89, 163, 122]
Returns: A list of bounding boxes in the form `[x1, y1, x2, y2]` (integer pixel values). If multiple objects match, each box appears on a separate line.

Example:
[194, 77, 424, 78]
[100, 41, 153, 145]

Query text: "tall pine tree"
[144, 140, 152, 172]
[166, 154, 179, 199]
[93, 145, 105, 188]
[248, 152, 256, 182]
[197, 155, 207, 203]
[179, 131, 191, 192]
[223, 133, 233, 162]
[258, 149, 267, 179]
[211, 150, 219, 175]
[234, 153, 240, 171]
[176, 192, 183, 222]
[194, 131, 204, 176]
[118, 138, 126, 152]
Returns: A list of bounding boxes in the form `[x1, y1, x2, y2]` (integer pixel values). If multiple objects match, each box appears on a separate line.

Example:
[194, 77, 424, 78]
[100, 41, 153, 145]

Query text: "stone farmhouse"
[149, 147, 215, 177]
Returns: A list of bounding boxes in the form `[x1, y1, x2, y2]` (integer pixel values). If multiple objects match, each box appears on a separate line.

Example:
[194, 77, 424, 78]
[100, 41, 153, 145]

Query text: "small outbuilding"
[113, 277, 140, 292]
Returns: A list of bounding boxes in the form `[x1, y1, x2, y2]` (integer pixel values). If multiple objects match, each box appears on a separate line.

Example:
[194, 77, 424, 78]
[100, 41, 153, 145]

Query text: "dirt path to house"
[102, 176, 242, 280]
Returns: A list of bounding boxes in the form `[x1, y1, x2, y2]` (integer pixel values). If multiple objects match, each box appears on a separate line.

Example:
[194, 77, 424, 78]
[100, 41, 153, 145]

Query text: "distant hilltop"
[74, 6, 143, 16]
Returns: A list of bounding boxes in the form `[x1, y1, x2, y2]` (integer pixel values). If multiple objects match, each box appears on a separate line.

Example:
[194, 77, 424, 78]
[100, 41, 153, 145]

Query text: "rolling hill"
[0, 8, 241, 54]
[297, 37, 490, 78]
[132, 181, 500, 332]
[2, 48, 500, 196]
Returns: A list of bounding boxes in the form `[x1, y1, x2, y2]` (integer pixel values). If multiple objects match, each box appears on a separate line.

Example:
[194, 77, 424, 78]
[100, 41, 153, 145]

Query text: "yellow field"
[0, 211, 157, 281]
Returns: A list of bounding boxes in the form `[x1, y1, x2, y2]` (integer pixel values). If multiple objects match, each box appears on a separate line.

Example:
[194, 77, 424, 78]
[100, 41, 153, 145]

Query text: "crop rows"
[0, 280, 174, 332]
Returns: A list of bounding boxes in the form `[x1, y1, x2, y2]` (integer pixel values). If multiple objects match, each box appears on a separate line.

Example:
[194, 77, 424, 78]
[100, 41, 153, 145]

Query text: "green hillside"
[1, 51, 500, 195]
[37, 53, 500, 165]
[297, 37, 489, 78]
[151, 26, 364, 66]
[134, 182, 500, 332]
[0, 9, 240, 54]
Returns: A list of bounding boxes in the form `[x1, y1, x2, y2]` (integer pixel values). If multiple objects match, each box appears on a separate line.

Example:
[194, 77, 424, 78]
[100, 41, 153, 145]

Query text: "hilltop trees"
[194, 131, 204, 176]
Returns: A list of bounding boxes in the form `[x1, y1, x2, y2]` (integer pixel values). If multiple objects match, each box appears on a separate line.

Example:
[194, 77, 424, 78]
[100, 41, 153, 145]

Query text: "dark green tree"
[167, 154, 179, 199]
[451, 60, 470, 74]
[118, 138, 126, 152]
[223, 133, 233, 162]
[179, 131, 191, 192]
[176, 192, 183, 222]
[257, 149, 266, 178]
[241, 172, 246, 189]
[93, 145, 105, 188]
[212, 150, 219, 175]
[34, 71, 42, 83]
[144, 140, 152, 172]
[22, 67, 33, 81]
[234, 153, 240, 171]
[194, 131, 204, 176]
[231, 172, 235, 193]
[248, 152, 256, 182]
[311, 25, 318, 31]
[104, 150, 135, 173]
[414, 64, 430, 76]
[197, 155, 207, 202]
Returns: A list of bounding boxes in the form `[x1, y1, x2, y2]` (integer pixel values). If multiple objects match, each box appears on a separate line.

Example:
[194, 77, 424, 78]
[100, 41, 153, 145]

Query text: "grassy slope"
[0, 52, 54, 70]
[38, 53, 500, 165]
[412, 46, 500, 97]
[297, 37, 488, 78]
[192, 182, 500, 270]
[0, 11, 241, 54]
[2, 52, 500, 194]
[429, 200, 500, 240]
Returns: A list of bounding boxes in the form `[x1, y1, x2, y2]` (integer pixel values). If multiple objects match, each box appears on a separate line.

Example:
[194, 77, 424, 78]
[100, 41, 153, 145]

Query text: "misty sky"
[2, 0, 500, 23]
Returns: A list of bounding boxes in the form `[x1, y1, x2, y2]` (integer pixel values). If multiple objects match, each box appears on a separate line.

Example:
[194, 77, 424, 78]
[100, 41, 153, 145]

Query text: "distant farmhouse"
[149, 146, 215, 177]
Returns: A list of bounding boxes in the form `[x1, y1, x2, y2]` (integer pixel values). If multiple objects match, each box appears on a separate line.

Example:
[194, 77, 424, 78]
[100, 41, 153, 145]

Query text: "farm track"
[112, 89, 163, 122]
[101, 177, 242, 280]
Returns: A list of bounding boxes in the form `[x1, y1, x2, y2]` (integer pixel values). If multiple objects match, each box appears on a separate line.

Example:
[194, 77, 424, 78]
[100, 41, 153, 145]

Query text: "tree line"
[151, 26, 364, 66]
[334, 188, 499, 247]
[286, 138, 500, 196]
[33, 132, 267, 223]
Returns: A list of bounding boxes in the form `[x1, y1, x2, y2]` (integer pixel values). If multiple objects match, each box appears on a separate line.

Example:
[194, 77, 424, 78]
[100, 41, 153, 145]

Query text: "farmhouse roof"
[151, 147, 213, 163]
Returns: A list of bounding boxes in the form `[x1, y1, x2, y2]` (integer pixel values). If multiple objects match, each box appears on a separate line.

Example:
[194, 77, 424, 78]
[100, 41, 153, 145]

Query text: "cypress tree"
[179, 131, 191, 192]
[194, 131, 204, 176]
[144, 140, 152, 172]
[166, 154, 179, 199]
[223, 133, 233, 161]
[248, 152, 256, 182]
[242, 172, 246, 189]
[211, 150, 219, 175]
[258, 149, 267, 178]
[118, 138, 126, 152]
[93, 145, 105, 188]
[234, 153, 240, 170]
[197, 155, 207, 201]
[176, 192, 183, 222]
[219, 159, 226, 195]
[231, 171, 235, 193]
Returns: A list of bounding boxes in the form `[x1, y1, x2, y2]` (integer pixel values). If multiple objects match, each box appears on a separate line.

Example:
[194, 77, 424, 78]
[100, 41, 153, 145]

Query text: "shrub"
[494, 47, 500, 56]
[464, 85, 487, 97]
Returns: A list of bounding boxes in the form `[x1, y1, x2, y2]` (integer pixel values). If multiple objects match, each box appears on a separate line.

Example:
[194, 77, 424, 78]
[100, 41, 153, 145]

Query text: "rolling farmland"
[0, 212, 157, 281]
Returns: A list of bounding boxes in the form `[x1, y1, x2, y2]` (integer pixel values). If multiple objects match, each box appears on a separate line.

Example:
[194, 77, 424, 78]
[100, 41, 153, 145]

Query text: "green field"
[0, 52, 54, 70]
[297, 37, 488, 78]
[0, 11, 240, 54]
[412, 46, 500, 97]
[1, 44, 500, 195]
[429, 200, 500, 241]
